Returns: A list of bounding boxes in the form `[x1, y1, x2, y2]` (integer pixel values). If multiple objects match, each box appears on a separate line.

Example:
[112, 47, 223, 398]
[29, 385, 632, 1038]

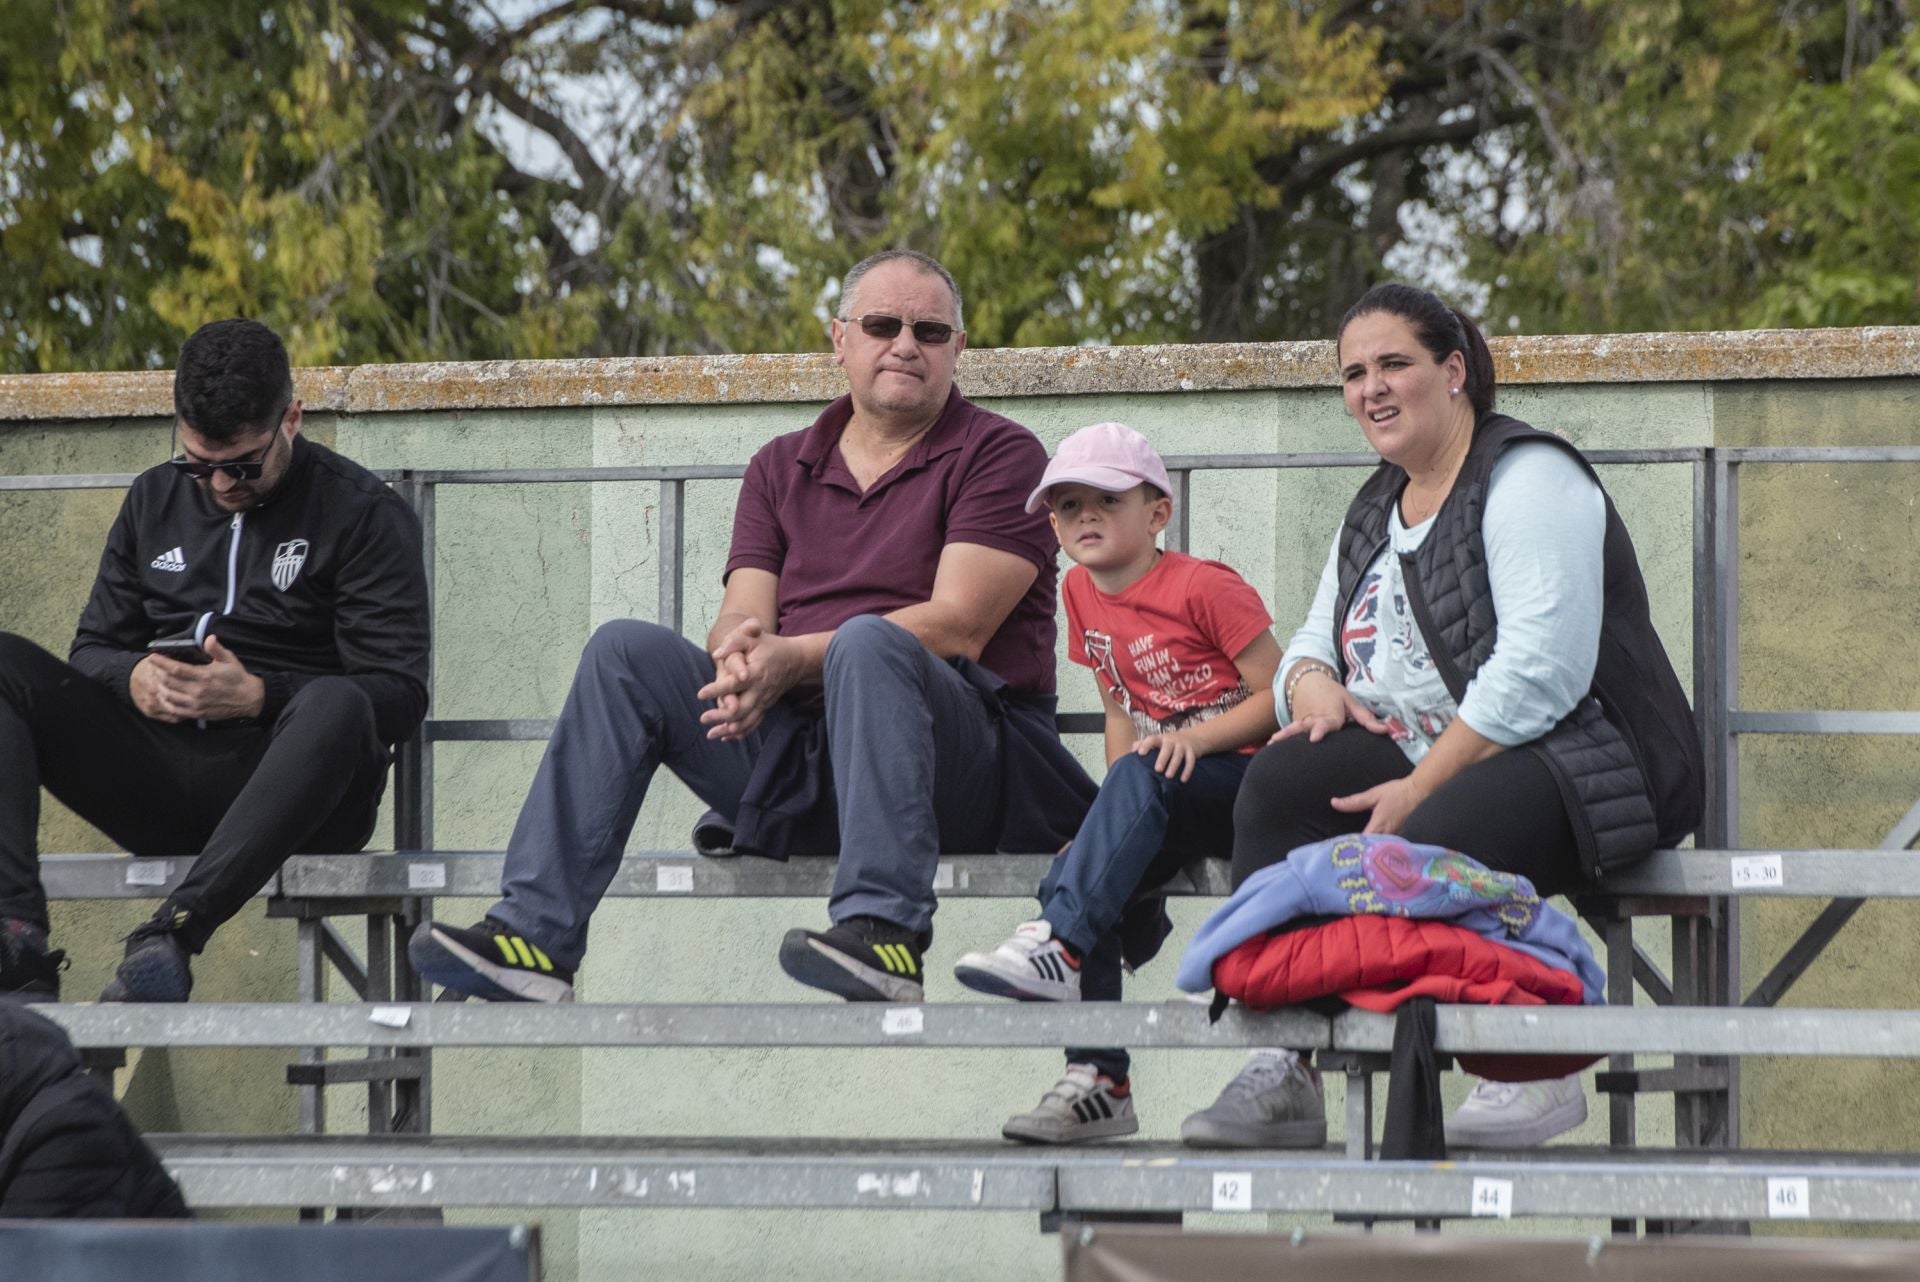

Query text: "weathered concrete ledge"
[2, 326, 1916, 423]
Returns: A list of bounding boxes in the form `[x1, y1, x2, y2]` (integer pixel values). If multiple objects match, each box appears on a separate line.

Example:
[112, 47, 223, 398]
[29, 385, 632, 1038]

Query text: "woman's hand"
[1271, 671, 1391, 744]
[1331, 776, 1428, 835]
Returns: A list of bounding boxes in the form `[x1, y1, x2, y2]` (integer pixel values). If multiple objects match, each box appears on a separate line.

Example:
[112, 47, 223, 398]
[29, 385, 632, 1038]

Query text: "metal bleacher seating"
[20, 441, 1920, 1232]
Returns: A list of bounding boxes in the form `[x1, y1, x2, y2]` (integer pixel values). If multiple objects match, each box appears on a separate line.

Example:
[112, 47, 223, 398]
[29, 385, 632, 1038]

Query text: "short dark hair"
[1336, 284, 1497, 416]
[173, 319, 294, 443]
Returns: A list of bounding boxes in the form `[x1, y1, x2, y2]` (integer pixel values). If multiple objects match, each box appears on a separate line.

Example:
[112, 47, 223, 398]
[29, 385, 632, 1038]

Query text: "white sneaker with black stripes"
[952, 920, 1082, 1002]
[1002, 1063, 1138, 1144]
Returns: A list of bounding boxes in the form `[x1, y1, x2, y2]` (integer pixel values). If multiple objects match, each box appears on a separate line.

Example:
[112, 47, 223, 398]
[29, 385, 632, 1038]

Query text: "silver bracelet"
[1283, 661, 1339, 714]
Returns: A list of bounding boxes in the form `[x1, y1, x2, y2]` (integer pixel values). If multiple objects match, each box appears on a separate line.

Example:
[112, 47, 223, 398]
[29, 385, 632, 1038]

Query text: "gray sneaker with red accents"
[1002, 1063, 1138, 1144]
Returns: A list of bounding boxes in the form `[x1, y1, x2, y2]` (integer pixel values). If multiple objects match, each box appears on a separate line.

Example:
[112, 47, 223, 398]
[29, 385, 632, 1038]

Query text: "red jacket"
[1212, 915, 1598, 1082]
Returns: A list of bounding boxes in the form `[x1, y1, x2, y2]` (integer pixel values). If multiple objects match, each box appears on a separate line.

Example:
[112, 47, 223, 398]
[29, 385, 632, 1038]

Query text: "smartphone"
[147, 636, 211, 665]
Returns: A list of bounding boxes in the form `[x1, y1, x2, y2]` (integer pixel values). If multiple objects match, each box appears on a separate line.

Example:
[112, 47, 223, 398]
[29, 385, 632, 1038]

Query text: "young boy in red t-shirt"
[954, 421, 1281, 1143]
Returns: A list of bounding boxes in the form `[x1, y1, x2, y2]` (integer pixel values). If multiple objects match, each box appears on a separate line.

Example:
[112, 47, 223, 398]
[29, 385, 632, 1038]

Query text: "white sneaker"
[953, 920, 1081, 1002]
[1002, 1063, 1137, 1144]
[1445, 1073, 1588, 1148]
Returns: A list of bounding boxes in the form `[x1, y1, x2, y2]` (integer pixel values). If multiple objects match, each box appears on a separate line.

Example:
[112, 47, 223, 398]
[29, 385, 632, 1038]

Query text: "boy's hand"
[1133, 728, 1206, 782]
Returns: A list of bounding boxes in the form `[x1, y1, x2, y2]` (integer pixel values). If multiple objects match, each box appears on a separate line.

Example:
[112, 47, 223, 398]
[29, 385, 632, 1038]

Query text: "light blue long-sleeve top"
[1279, 441, 1606, 760]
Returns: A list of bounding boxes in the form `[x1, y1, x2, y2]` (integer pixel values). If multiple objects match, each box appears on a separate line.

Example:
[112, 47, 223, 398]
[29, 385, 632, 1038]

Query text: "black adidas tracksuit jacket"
[69, 435, 430, 746]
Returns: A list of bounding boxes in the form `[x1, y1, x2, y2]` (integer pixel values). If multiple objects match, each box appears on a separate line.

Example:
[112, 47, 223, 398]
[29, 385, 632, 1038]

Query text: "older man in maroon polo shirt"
[412, 250, 1093, 1004]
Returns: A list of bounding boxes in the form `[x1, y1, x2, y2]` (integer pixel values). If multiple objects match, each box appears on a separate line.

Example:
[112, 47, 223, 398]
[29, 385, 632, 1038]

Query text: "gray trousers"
[492, 615, 1002, 966]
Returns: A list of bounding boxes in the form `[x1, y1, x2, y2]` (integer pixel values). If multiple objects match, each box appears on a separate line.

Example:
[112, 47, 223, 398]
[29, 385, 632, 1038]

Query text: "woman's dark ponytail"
[1448, 306, 1496, 415]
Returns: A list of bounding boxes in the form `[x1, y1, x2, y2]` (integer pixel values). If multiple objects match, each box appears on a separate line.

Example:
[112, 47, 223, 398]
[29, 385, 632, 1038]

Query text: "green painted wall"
[1, 368, 1915, 1276]
[1712, 380, 1920, 1172]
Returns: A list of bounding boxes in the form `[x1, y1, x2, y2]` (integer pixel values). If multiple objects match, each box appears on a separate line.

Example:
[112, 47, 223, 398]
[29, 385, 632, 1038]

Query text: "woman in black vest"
[1179, 283, 1702, 1152]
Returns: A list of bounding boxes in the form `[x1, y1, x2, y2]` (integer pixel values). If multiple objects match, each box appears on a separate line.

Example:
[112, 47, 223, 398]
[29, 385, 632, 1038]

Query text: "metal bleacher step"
[37, 1001, 1920, 1059]
[38, 848, 1918, 903]
[151, 1133, 1920, 1222]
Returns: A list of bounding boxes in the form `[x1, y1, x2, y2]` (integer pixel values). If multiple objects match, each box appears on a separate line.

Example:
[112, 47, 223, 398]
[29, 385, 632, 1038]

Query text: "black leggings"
[1230, 725, 1586, 897]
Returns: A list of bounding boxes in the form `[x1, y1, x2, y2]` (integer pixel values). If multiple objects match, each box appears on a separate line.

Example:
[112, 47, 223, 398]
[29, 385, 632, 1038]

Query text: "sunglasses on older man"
[844, 313, 959, 345]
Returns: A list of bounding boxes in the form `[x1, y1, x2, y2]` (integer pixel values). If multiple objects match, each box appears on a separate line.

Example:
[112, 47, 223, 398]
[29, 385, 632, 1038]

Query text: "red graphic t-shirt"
[1064, 551, 1274, 752]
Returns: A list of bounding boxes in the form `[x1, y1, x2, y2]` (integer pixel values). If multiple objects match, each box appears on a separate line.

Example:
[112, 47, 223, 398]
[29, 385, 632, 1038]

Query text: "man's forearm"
[880, 599, 995, 663]
[706, 611, 759, 654]
[67, 642, 145, 707]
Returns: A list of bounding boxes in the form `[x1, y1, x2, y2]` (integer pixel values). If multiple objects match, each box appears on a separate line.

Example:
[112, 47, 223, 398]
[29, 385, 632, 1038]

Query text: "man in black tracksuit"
[0, 319, 430, 1002]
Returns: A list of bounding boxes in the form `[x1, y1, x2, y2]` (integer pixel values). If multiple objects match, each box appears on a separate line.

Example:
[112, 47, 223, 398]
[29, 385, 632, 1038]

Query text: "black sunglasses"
[845, 313, 959, 345]
[168, 417, 286, 481]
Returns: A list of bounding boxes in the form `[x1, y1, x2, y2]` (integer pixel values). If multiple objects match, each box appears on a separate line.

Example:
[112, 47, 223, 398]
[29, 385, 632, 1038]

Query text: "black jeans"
[1231, 724, 1585, 897]
[0, 632, 389, 950]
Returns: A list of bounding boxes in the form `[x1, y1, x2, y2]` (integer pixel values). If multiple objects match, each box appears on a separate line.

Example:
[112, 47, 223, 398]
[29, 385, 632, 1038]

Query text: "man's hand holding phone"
[133, 634, 267, 723]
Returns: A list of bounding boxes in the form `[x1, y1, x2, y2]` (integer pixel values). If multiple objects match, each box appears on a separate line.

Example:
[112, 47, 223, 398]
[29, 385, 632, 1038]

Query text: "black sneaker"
[408, 918, 575, 1003]
[0, 918, 67, 1002]
[778, 916, 928, 1002]
[99, 913, 194, 1003]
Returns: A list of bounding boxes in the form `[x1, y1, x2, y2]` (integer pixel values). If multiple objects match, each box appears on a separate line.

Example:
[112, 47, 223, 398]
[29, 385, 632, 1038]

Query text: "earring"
[1449, 387, 1460, 395]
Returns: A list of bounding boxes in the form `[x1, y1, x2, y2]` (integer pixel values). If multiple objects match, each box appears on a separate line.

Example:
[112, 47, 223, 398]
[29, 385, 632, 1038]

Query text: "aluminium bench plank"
[35, 1001, 1332, 1052]
[36, 1001, 1920, 1059]
[264, 848, 1920, 901]
[1057, 1147, 1920, 1223]
[154, 1136, 1057, 1210]
[41, 849, 1919, 902]
[148, 1136, 1920, 1221]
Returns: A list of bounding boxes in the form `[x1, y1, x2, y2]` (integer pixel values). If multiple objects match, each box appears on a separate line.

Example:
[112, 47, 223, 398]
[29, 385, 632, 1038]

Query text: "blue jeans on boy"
[1037, 750, 1250, 1082]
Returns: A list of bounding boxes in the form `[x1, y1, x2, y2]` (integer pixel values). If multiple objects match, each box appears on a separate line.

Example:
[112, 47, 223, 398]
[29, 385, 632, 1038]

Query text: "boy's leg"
[1039, 752, 1247, 955]
[1003, 938, 1140, 1145]
[1038, 753, 1248, 1104]
[1063, 932, 1130, 1081]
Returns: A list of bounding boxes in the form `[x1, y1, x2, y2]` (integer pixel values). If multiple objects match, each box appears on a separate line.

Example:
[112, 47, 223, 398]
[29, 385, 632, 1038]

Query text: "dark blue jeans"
[1038, 750, 1248, 1082]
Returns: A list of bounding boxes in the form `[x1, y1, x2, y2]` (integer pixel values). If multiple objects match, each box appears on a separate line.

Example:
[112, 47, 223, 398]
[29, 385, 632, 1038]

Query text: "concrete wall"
[1, 330, 1916, 1276]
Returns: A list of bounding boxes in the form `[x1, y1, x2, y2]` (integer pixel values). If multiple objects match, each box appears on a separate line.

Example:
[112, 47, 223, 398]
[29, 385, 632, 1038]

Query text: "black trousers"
[0, 632, 389, 950]
[1230, 724, 1585, 897]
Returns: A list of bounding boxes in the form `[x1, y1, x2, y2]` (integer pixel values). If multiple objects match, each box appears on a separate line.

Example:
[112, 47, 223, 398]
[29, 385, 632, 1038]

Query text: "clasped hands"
[698, 617, 804, 741]
[1268, 666, 1428, 835]
[130, 635, 266, 723]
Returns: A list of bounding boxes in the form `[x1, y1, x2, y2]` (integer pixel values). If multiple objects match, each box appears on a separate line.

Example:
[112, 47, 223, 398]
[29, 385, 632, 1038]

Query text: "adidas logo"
[150, 547, 187, 572]
[870, 943, 919, 975]
[491, 933, 557, 973]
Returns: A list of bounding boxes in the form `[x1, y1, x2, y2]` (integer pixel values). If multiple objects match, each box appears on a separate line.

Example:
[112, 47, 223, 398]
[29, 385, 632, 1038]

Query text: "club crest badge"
[271, 539, 309, 592]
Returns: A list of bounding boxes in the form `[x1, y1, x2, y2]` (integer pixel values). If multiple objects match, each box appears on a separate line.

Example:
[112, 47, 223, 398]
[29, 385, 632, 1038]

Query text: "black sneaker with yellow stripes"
[778, 916, 928, 1002]
[408, 918, 575, 1003]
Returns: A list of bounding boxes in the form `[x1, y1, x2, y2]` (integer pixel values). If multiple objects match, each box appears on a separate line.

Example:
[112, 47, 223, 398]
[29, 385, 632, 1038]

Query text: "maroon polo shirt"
[725, 385, 1059, 695]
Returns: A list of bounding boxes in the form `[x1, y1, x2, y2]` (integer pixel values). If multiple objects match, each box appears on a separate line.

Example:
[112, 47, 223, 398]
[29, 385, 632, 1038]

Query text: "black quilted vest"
[1335, 413, 1703, 879]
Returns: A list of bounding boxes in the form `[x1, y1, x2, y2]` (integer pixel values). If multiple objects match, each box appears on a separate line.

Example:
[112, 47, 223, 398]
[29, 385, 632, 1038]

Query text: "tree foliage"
[2, 0, 1915, 371]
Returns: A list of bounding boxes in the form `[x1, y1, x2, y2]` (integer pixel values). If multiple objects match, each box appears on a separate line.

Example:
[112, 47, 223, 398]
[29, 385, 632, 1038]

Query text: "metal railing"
[6, 441, 1919, 1158]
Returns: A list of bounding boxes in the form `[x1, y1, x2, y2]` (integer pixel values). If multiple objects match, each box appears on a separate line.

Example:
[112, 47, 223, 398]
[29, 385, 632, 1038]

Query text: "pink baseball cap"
[1025, 421, 1173, 514]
